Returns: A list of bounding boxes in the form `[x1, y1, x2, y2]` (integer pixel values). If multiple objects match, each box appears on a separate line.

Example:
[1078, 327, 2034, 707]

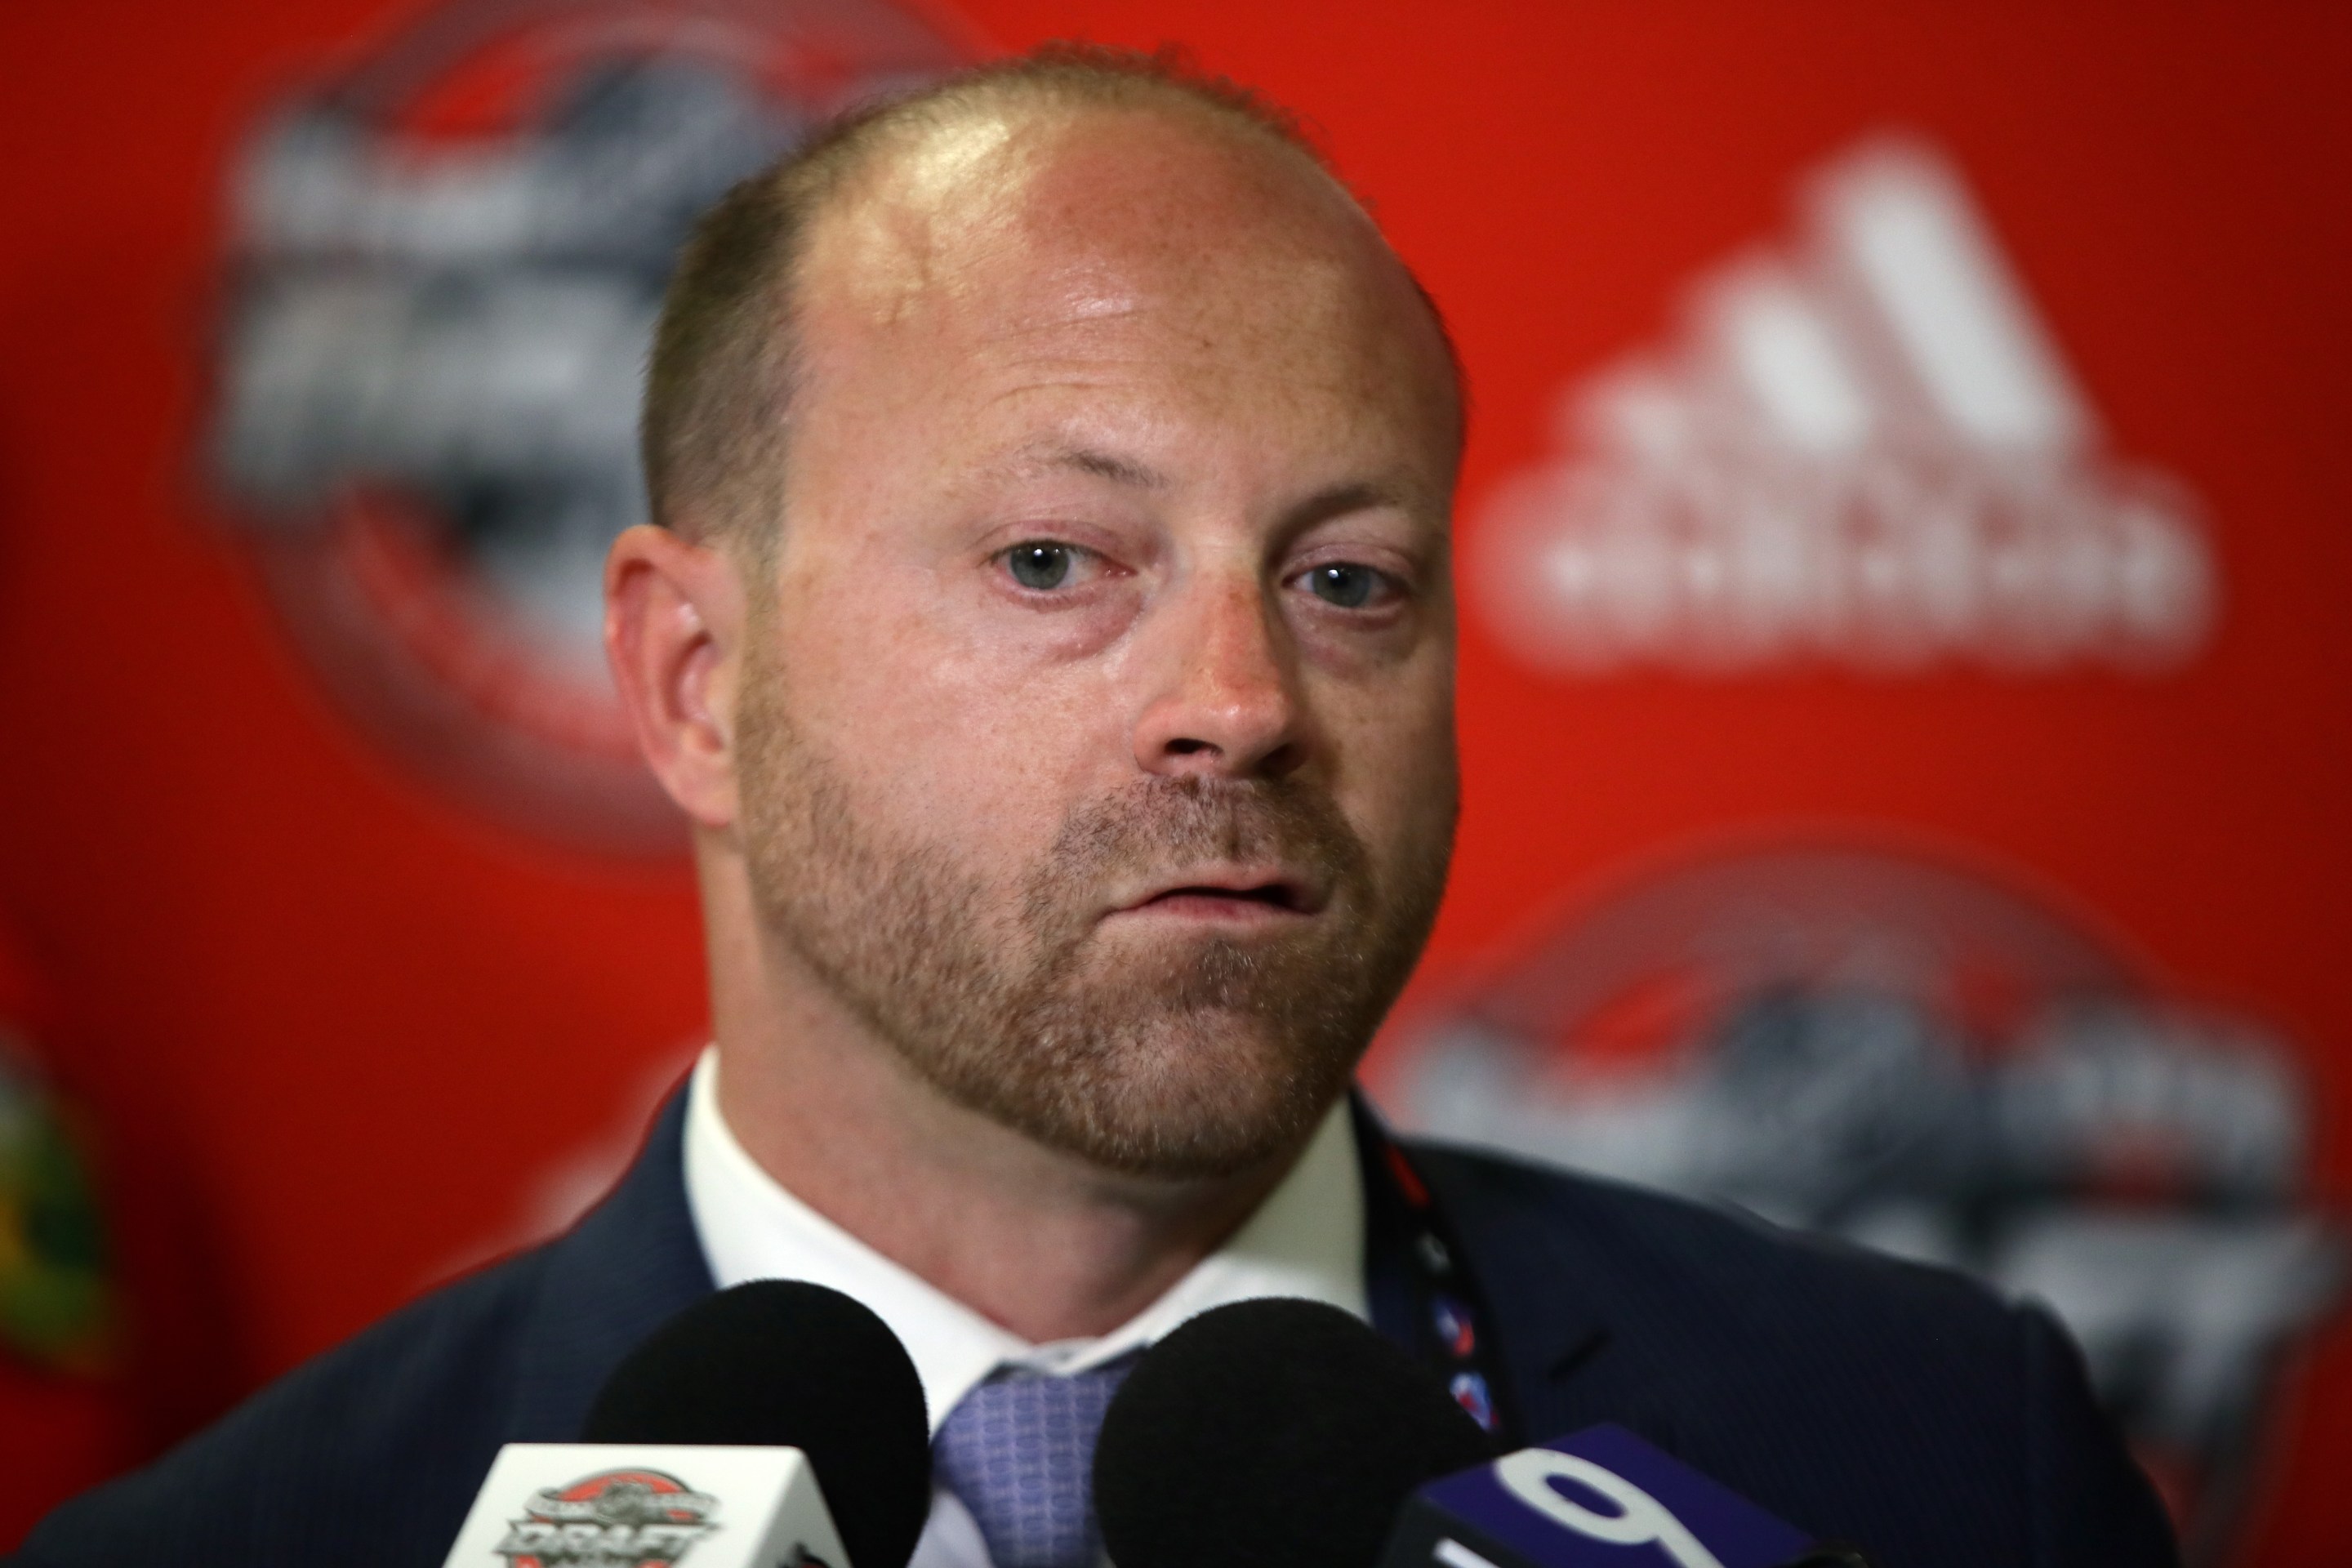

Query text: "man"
[21, 47, 2175, 1568]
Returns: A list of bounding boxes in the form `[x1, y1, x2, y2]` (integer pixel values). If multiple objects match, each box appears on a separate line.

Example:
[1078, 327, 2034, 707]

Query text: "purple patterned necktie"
[932, 1356, 1138, 1568]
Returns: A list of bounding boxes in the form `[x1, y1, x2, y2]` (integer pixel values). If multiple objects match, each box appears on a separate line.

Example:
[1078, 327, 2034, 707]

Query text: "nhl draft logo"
[1477, 137, 2216, 675]
[496, 1468, 719, 1568]
[207, 0, 964, 852]
[1392, 844, 2341, 1562]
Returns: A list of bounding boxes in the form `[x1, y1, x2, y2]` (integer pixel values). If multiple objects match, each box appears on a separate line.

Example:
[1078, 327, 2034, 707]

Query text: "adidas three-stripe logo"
[1478, 137, 2215, 675]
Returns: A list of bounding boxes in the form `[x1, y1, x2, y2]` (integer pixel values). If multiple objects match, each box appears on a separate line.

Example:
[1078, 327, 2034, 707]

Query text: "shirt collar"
[680, 1046, 1365, 1433]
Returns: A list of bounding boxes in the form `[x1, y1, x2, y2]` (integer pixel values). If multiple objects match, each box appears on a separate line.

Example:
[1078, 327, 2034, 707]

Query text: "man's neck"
[706, 922, 1307, 1343]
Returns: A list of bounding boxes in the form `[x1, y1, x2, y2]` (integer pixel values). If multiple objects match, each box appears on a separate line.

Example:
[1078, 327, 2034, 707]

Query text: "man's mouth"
[1112, 870, 1323, 923]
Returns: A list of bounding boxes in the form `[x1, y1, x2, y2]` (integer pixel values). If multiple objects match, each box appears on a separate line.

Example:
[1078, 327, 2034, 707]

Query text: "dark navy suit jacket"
[18, 1090, 2176, 1567]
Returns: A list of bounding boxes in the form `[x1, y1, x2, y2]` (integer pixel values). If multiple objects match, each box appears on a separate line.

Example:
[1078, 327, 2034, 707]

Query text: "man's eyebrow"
[1284, 479, 1414, 530]
[1003, 448, 1432, 523]
[1023, 444, 1169, 490]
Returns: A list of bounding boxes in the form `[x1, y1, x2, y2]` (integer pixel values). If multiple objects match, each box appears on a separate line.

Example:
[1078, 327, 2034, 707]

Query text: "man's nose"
[1130, 571, 1307, 782]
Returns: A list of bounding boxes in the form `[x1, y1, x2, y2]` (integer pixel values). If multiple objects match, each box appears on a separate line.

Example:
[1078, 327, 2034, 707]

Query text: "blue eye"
[1005, 543, 1074, 590]
[1305, 563, 1381, 608]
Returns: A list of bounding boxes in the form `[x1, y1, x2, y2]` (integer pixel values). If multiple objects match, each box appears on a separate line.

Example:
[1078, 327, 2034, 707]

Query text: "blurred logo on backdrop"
[207, 0, 964, 852]
[1389, 844, 2339, 1562]
[1477, 138, 2216, 675]
[0, 1032, 114, 1376]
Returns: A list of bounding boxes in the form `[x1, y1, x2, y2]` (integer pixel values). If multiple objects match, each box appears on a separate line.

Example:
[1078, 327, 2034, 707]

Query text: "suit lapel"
[1400, 1136, 1624, 1445]
[508, 1084, 718, 1439]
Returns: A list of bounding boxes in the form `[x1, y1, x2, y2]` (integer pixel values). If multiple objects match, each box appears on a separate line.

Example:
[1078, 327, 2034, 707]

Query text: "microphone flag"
[1382, 1424, 1868, 1568]
[439, 1442, 851, 1568]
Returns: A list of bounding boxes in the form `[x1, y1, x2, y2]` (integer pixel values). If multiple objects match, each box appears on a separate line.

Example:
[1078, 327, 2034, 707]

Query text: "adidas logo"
[1475, 136, 2216, 674]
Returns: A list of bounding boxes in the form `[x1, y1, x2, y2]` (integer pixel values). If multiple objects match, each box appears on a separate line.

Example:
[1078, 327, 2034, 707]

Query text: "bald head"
[639, 46, 1463, 547]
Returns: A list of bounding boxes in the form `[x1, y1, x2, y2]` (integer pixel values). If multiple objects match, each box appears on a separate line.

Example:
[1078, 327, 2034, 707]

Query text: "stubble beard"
[734, 671, 1453, 1182]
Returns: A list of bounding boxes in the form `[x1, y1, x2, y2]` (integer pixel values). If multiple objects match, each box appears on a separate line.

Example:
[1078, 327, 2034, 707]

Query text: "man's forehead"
[795, 100, 1420, 359]
[972, 433, 1444, 520]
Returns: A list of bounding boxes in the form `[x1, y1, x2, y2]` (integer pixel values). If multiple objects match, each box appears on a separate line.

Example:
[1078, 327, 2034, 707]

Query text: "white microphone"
[441, 1441, 849, 1568]
[439, 1281, 933, 1568]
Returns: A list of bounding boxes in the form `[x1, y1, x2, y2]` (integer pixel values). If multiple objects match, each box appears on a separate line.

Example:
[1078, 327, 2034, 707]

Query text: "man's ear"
[604, 522, 751, 831]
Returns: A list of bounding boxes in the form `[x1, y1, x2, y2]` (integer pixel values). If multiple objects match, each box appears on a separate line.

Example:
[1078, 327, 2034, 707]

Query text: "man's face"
[732, 105, 1461, 1180]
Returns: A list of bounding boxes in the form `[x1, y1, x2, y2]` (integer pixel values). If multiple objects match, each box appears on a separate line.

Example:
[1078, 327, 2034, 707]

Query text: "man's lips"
[1107, 867, 1325, 922]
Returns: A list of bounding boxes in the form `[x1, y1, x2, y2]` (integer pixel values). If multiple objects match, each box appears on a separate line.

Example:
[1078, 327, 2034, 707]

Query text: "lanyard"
[1351, 1094, 1522, 1448]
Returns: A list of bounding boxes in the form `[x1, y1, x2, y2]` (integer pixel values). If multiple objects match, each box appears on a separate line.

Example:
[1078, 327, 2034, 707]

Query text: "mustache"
[1036, 774, 1373, 906]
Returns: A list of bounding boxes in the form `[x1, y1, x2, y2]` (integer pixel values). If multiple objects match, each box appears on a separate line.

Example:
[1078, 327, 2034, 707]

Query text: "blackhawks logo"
[496, 1469, 719, 1568]
[207, 0, 964, 853]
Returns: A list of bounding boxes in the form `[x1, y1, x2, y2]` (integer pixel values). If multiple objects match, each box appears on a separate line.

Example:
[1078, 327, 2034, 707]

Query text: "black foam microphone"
[439, 1281, 933, 1568]
[583, 1281, 934, 1568]
[1094, 1296, 1872, 1568]
[1094, 1298, 1496, 1568]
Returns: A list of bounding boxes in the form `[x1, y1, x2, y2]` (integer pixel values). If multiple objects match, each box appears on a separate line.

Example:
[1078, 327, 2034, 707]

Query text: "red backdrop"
[0, 0, 2345, 1559]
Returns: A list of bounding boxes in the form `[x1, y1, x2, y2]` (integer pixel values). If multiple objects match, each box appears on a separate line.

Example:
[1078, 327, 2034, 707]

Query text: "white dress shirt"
[679, 1048, 1367, 1568]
